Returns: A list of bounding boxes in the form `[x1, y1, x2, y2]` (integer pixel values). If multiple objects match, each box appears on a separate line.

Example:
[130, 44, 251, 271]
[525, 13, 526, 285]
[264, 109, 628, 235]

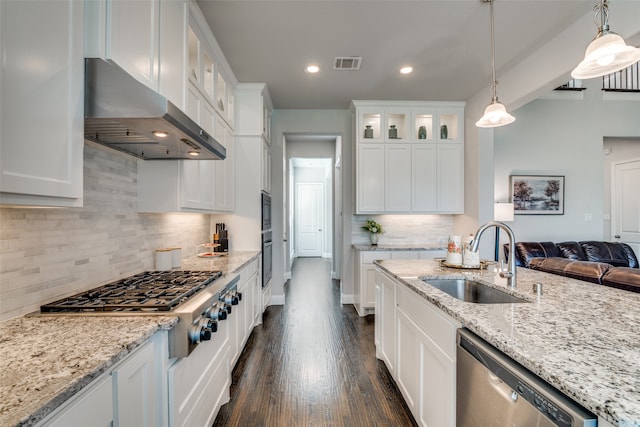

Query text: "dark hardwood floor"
[212, 257, 417, 427]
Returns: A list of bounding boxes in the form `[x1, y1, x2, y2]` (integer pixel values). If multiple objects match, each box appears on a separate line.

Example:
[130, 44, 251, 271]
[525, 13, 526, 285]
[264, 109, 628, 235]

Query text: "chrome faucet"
[470, 221, 517, 288]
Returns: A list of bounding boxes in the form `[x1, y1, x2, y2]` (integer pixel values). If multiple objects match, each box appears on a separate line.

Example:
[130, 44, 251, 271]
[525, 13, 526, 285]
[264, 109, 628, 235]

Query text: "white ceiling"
[196, 0, 600, 110]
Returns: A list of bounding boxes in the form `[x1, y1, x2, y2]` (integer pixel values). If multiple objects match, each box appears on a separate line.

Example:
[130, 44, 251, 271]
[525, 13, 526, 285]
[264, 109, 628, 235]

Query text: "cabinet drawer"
[396, 284, 459, 359]
[362, 251, 391, 264]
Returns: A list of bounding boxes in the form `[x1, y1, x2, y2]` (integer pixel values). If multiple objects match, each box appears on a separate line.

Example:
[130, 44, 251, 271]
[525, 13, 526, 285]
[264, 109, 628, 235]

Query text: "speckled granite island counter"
[0, 251, 259, 427]
[375, 258, 640, 427]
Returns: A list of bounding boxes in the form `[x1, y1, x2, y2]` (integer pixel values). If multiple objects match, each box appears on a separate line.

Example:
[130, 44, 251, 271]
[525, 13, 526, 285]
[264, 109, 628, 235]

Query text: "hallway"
[212, 257, 416, 426]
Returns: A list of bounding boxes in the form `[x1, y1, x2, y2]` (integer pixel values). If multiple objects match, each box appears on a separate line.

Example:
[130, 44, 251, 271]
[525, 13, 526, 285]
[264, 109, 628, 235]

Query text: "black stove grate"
[41, 271, 222, 313]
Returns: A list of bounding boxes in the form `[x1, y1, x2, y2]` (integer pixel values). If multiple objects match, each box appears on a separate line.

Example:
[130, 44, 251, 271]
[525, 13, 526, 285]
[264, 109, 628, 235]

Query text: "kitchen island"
[375, 258, 640, 427]
[0, 251, 259, 427]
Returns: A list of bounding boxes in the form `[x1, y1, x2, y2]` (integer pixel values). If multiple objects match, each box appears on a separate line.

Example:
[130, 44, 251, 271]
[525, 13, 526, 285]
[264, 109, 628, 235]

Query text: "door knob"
[318, 229, 322, 232]
[614, 235, 621, 239]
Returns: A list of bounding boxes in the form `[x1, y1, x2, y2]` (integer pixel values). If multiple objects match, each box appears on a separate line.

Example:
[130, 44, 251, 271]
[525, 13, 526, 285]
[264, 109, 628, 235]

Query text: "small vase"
[370, 233, 379, 245]
[418, 126, 427, 139]
[388, 125, 397, 139]
[364, 125, 373, 139]
[440, 125, 448, 140]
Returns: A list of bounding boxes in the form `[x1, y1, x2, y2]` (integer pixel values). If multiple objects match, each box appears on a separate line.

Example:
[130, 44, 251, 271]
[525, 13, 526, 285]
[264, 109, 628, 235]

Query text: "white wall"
[494, 78, 640, 242]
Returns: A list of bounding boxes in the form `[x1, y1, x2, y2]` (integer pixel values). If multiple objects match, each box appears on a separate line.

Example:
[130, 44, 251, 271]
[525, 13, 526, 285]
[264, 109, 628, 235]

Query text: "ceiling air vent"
[333, 57, 362, 70]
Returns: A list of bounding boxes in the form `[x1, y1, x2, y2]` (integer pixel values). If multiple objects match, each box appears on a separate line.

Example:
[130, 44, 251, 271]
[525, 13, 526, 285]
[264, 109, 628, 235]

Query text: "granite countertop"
[0, 251, 259, 427]
[375, 259, 640, 427]
[352, 243, 445, 251]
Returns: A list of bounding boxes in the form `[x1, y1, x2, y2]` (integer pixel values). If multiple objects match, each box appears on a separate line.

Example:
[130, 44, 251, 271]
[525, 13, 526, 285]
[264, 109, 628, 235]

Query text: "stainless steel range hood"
[84, 58, 226, 160]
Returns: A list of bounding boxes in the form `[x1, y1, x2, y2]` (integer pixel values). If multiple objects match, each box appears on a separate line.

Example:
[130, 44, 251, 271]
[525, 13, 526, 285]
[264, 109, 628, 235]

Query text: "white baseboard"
[322, 252, 332, 258]
[341, 293, 354, 304]
[269, 294, 285, 305]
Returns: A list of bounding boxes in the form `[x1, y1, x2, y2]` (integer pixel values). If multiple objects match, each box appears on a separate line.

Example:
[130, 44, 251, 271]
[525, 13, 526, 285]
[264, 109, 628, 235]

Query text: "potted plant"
[362, 219, 384, 245]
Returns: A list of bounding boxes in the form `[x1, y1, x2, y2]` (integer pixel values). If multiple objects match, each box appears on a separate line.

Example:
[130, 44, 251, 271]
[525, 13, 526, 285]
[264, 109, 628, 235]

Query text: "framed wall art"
[510, 175, 564, 215]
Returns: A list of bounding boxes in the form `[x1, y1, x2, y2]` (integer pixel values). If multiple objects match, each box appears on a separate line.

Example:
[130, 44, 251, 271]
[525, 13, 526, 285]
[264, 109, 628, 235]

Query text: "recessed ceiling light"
[153, 131, 169, 138]
[400, 66, 413, 74]
[188, 151, 200, 156]
[305, 65, 320, 74]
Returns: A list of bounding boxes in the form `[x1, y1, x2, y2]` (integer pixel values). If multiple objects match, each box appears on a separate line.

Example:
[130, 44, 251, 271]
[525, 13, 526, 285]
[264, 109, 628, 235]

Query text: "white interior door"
[612, 158, 640, 256]
[295, 182, 323, 257]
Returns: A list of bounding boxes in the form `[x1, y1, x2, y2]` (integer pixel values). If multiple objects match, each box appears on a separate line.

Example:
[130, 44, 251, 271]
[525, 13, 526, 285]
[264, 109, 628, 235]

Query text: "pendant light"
[476, 0, 515, 128]
[572, 0, 640, 79]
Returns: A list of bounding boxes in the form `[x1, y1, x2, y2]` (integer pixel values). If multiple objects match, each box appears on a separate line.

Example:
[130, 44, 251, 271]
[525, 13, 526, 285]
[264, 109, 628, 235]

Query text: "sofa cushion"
[621, 243, 639, 268]
[556, 241, 587, 261]
[580, 241, 636, 267]
[513, 242, 560, 267]
[601, 267, 640, 293]
[528, 257, 611, 284]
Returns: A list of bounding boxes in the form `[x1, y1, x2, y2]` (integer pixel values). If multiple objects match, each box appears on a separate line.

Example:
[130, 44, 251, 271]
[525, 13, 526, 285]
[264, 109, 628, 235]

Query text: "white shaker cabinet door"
[112, 340, 158, 427]
[357, 145, 385, 213]
[106, 0, 160, 91]
[437, 144, 463, 213]
[384, 144, 412, 212]
[0, 0, 84, 207]
[412, 144, 437, 212]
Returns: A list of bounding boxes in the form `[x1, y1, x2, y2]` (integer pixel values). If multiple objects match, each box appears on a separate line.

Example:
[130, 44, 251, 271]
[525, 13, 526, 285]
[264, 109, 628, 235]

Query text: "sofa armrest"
[513, 242, 560, 267]
[528, 257, 611, 284]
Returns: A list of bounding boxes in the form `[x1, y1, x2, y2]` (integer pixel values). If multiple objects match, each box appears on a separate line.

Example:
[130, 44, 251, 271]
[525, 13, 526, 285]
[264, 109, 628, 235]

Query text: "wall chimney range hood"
[84, 58, 226, 160]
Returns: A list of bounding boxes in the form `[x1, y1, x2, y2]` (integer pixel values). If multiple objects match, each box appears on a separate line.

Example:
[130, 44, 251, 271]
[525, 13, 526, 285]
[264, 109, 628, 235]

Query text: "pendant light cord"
[489, 0, 498, 103]
[595, 0, 610, 33]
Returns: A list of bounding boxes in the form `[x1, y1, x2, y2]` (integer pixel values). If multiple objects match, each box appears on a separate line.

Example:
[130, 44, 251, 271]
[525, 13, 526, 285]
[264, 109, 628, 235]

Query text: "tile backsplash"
[0, 143, 211, 321]
[352, 214, 454, 246]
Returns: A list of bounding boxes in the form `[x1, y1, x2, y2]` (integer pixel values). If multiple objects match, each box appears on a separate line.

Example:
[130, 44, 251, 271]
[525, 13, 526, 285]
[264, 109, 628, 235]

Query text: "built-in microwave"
[261, 192, 271, 231]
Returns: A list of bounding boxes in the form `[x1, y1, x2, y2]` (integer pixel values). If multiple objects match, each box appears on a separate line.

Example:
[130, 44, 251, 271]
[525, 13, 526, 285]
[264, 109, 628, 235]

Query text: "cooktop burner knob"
[199, 318, 217, 333]
[188, 324, 211, 343]
[205, 304, 227, 321]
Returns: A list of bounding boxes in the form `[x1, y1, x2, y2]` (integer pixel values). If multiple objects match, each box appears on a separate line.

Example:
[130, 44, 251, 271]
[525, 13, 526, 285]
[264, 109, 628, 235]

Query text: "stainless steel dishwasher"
[457, 329, 597, 427]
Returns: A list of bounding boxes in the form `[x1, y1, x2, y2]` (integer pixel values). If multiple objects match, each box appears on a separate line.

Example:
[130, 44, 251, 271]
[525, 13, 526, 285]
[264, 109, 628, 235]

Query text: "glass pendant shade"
[572, 32, 640, 79]
[476, 101, 516, 128]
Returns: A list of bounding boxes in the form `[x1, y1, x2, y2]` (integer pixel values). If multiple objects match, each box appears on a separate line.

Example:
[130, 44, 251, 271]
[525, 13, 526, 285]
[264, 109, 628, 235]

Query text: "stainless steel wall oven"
[261, 192, 272, 288]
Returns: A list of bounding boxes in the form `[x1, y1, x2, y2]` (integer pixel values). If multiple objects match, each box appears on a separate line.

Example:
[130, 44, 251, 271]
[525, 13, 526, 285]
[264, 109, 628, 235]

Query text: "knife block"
[213, 232, 229, 252]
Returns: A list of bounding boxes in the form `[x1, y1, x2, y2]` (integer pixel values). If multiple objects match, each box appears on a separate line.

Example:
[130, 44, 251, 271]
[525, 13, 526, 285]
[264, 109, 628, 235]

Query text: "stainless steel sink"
[423, 279, 529, 304]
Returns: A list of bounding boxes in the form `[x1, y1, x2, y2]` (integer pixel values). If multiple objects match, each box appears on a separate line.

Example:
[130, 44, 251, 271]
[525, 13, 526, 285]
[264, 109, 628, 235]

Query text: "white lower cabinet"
[375, 269, 459, 427]
[168, 324, 230, 427]
[38, 332, 167, 427]
[356, 250, 446, 317]
[113, 338, 161, 427]
[41, 376, 113, 427]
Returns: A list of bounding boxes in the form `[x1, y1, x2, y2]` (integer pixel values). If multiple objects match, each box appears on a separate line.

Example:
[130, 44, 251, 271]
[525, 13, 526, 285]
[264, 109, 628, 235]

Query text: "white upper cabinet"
[0, 0, 84, 207]
[353, 101, 464, 214]
[85, 0, 160, 91]
[159, 0, 189, 109]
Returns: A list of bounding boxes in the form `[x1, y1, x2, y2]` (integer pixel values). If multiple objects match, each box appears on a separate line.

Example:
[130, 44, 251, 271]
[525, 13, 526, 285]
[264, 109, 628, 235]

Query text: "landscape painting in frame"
[510, 175, 564, 215]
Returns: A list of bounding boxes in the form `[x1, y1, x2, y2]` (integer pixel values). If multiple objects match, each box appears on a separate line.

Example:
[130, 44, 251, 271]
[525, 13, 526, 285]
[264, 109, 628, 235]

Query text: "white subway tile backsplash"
[0, 144, 212, 321]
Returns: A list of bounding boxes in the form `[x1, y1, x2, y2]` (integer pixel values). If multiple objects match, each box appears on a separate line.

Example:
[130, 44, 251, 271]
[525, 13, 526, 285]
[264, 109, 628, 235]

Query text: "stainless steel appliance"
[261, 192, 272, 231]
[40, 270, 241, 358]
[84, 58, 226, 160]
[457, 329, 597, 427]
[261, 192, 272, 288]
[262, 230, 272, 288]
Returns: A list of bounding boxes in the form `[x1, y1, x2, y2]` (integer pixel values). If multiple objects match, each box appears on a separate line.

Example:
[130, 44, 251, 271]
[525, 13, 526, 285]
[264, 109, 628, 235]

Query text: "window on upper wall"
[601, 62, 640, 92]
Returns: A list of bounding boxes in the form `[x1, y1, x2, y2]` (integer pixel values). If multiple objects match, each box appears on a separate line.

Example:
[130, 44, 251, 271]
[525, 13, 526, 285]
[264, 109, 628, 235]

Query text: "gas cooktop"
[40, 270, 222, 313]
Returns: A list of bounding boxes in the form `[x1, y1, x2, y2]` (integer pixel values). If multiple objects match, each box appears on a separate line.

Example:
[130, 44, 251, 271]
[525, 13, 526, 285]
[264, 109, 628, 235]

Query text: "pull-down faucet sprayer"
[470, 221, 517, 288]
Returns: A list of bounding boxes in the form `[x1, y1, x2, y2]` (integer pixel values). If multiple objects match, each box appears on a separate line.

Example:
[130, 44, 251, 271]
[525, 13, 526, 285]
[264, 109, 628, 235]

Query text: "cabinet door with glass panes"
[358, 108, 411, 143]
